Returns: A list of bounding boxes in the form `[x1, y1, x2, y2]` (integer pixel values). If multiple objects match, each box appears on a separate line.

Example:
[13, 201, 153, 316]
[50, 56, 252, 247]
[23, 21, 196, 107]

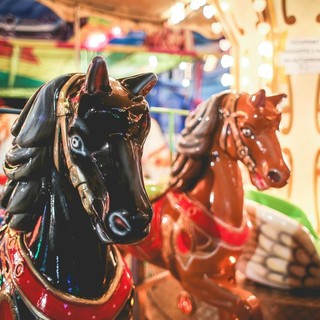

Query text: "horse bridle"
[219, 93, 256, 173]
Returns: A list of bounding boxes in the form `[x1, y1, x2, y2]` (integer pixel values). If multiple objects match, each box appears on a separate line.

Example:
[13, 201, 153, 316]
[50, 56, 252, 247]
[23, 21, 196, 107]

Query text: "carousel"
[0, 0, 319, 319]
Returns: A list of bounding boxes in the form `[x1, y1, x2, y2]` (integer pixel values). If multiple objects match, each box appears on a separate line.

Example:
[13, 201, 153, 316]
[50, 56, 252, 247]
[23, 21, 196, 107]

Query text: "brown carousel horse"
[125, 89, 290, 320]
[0, 56, 157, 319]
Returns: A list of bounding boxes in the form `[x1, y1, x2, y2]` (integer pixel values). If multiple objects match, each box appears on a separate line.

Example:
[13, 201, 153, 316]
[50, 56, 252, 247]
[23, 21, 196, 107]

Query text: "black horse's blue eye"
[70, 135, 83, 150]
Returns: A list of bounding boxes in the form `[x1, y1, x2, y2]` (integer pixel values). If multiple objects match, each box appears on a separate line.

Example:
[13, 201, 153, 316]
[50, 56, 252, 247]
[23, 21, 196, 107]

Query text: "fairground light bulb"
[219, 39, 231, 51]
[179, 61, 188, 70]
[252, 0, 267, 13]
[258, 41, 273, 58]
[258, 63, 273, 79]
[86, 32, 107, 50]
[221, 73, 234, 86]
[241, 56, 250, 68]
[203, 5, 217, 19]
[211, 22, 223, 34]
[221, 54, 233, 68]
[241, 76, 250, 87]
[149, 55, 158, 67]
[182, 78, 191, 87]
[169, 2, 186, 24]
[220, 0, 230, 12]
[257, 22, 271, 35]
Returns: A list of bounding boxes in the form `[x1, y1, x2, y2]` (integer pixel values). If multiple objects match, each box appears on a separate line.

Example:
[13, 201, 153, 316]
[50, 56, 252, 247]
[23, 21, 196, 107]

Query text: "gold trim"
[54, 74, 98, 220]
[314, 149, 320, 233]
[281, 75, 293, 134]
[0, 293, 18, 320]
[282, 147, 293, 198]
[315, 75, 320, 133]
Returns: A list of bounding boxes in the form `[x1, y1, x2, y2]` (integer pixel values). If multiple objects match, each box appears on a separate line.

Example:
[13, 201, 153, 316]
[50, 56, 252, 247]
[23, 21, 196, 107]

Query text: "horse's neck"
[25, 169, 114, 299]
[188, 145, 244, 228]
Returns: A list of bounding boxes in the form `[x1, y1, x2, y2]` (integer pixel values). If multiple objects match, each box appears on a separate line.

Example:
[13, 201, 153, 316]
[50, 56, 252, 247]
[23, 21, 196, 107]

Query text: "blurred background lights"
[190, 0, 206, 10]
[241, 56, 250, 68]
[169, 2, 186, 24]
[219, 39, 231, 51]
[148, 55, 158, 67]
[203, 55, 218, 72]
[258, 63, 273, 79]
[257, 22, 271, 35]
[85, 32, 108, 50]
[221, 73, 234, 86]
[252, 0, 267, 12]
[241, 76, 250, 87]
[220, 0, 230, 12]
[203, 5, 217, 19]
[179, 61, 188, 70]
[211, 22, 223, 34]
[111, 26, 123, 37]
[220, 54, 233, 68]
[182, 78, 191, 87]
[258, 40, 273, 57]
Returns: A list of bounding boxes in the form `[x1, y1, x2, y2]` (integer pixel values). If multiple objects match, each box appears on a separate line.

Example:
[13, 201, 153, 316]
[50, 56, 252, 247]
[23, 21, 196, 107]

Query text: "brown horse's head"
[221, 89, 290, 190]
[170, 89, 290, 192]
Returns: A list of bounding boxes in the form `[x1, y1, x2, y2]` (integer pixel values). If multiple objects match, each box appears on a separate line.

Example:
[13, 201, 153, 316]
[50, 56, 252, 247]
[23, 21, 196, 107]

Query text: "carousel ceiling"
[38, 0, 222, 39]
[0, 0, 225, 99]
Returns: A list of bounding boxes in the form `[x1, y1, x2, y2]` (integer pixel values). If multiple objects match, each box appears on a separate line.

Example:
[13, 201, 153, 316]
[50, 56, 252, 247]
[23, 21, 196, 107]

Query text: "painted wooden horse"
[126, 89, 290, 320]
[0, 56, 157, 320]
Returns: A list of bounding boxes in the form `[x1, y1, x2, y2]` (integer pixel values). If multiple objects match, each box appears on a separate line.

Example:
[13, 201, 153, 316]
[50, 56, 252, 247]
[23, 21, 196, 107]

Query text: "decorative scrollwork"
[281, 0, 296, 24]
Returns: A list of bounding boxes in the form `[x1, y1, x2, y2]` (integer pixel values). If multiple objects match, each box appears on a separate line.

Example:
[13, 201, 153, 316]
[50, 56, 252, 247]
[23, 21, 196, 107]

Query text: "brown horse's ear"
[119, 73, 158, 96]
[85, 56, 112, 95]
[251, 89, 266, 107]
[267, 93, 287, 106]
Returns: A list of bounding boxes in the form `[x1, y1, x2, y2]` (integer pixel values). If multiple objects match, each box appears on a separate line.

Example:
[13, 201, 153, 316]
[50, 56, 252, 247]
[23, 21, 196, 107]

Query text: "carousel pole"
[74, 5, 81, 70]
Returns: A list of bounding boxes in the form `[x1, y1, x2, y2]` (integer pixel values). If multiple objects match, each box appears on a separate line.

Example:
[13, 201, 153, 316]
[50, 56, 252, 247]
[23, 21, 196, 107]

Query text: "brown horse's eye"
[241, 127, 254, 138]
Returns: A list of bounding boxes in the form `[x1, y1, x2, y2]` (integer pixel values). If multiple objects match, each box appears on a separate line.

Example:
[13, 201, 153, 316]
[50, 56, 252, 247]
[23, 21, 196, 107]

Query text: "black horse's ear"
[14, 75, 72, 148]
[85, 56, 112, 95]
[119, 73, 158, 96]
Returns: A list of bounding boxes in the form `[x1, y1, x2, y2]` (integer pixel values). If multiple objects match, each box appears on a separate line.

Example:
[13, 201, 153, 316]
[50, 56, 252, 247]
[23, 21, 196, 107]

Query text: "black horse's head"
[1, 56, 157, 244]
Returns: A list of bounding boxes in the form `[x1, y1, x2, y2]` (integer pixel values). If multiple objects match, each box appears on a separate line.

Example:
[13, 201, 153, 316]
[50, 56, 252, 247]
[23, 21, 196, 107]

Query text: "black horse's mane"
[170, 91, 229, 192]
[0, 74, 76, 231]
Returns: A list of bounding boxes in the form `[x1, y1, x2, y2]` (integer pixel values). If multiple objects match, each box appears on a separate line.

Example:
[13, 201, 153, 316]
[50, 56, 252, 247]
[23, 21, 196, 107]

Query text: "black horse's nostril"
[268, 170, 281, 183]
[108, 211, 131, 237]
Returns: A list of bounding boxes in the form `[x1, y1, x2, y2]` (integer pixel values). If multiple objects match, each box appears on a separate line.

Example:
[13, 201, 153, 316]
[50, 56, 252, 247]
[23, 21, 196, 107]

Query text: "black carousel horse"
[0, 56, 157, 320]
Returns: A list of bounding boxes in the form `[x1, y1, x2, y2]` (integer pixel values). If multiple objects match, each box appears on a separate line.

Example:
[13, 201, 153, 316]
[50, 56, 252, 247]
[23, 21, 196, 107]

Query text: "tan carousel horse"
[125, 89, 290, 320]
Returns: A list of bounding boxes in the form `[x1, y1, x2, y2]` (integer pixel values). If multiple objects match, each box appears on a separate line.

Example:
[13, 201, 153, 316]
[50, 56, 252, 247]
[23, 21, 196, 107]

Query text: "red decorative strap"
[0, 175, 7, 185]
[168, 191, 251, 247]
[6, 232, 132, 320]
[124, 195, 164, 260]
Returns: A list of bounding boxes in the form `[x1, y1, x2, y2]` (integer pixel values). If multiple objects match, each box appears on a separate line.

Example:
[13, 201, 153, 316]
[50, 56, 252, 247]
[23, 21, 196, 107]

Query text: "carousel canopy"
[0, 0, 226, 110]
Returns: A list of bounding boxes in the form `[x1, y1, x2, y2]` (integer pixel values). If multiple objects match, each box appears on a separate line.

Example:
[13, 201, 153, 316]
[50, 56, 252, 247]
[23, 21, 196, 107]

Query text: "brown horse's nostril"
[268, 170, 281, 183]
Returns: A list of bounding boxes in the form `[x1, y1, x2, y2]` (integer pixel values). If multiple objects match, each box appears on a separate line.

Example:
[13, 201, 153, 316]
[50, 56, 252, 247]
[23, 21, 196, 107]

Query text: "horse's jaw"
[250, 171, 269, 190]
[249, 167, 290, 190]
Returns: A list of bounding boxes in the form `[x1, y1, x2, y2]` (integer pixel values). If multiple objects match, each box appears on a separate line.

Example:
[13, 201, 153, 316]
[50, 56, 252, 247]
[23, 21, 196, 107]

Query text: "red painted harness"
[128, 190, 251, 259]
[0, 230, 133, 320]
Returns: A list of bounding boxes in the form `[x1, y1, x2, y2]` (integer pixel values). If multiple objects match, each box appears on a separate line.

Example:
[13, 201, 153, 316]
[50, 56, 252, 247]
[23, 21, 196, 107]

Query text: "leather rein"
[219, 93, 256, 173]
